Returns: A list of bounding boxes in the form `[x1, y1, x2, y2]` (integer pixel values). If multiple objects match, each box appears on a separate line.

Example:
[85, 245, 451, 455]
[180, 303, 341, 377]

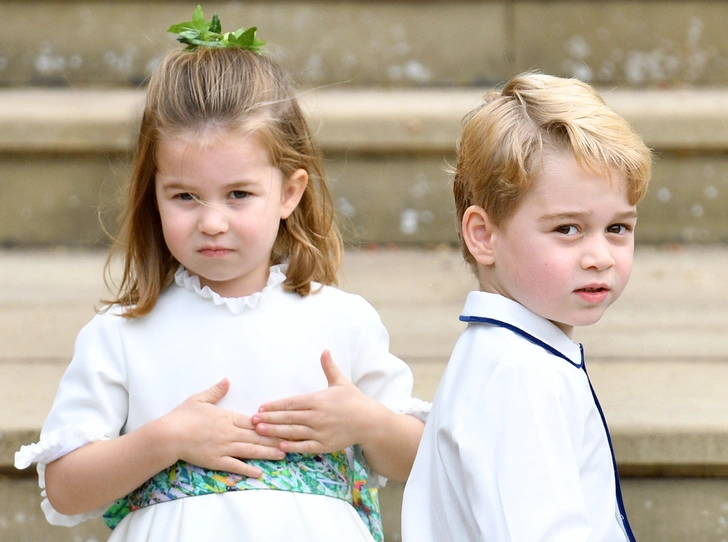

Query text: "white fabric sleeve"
[456, 358, 594, 541]
[14, 310, 129, 526]
[346, 295, 431, 487]
[348, 295, 431, 420]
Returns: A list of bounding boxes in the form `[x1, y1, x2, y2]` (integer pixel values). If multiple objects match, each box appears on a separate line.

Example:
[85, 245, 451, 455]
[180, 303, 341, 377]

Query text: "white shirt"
[402, 291, 634, 542]
[16, 265, 429, 542]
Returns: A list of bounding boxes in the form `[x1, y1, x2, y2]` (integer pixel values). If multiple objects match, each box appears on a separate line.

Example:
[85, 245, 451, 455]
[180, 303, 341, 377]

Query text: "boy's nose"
[581, 236, 615, 270]
[198, 204, 229, 235]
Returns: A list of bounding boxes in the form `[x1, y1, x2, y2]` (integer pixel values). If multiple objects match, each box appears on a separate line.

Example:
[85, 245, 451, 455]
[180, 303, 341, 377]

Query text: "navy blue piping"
[461, 315, 637, 541]
[583, 360, 637, 542]
[459, 316, 583, 368]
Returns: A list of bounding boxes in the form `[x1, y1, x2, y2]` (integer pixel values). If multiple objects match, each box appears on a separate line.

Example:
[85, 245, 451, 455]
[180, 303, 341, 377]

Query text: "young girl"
[15, 8, 427, 542]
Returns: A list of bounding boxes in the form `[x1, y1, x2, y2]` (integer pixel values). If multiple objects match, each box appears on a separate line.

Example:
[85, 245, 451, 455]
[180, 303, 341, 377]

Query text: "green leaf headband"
[167, 5, 266, 53]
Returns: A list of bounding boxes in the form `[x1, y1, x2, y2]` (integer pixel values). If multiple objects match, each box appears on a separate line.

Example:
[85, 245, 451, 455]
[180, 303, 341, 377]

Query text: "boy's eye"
[230, 190, 249, 199]
[555, 225, 578, 235]
[607, 224, 632, 234]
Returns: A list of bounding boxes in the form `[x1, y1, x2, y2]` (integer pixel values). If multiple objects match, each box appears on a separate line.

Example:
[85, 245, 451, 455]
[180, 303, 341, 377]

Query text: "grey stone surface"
[2, 88, 728, 246]
[515, 1, 728, 87]
[1, 1, 507, 88]
[4, 1, 728, 88]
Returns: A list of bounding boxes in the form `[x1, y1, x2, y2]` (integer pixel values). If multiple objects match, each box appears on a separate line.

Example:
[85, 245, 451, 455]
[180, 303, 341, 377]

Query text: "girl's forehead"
[157, 129, 273, 162]
[160, 126, 259, 148]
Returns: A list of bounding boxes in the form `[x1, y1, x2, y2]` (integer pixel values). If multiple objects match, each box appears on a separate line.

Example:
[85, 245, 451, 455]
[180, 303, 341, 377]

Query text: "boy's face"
[486, 150, 637, 337]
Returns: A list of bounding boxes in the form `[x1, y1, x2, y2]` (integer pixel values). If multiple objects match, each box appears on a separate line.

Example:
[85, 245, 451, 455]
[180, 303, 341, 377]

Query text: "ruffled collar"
[174, 264, 287, 314]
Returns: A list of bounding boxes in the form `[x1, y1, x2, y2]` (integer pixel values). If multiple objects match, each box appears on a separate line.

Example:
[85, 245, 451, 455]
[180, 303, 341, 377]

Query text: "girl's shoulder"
[302, 283, 376, 310]
[289, 283, 385, 325]
[78, 304, 134, 336]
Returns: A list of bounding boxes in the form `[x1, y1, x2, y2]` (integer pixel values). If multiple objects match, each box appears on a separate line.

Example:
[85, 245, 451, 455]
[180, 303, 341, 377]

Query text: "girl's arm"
[252, 350, 425, 481]
[45, 379, 285, 516]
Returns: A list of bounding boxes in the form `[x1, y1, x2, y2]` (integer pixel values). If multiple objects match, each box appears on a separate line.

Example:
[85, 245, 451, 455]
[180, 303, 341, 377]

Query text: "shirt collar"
[460, 291, 584, 368]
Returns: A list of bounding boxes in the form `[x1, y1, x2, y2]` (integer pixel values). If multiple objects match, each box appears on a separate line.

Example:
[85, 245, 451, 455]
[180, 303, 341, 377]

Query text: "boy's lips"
[574, 284, 610, 303]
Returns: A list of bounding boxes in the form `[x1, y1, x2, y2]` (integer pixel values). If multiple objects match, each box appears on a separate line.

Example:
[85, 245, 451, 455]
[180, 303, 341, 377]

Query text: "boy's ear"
[462, 205, 496, 266]
[280, 168, 309, 219]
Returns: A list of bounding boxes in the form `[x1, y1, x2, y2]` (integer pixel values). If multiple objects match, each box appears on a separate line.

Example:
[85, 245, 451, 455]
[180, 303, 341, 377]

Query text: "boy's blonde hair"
[105, 48, 342, 318]
[453, 72, 652, 270]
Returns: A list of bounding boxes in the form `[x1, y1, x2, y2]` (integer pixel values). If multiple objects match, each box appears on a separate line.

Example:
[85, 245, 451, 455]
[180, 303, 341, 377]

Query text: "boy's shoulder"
[459, 323, 579, 380]
[452, 291, 587, 396]
[460, 290, 583, 367]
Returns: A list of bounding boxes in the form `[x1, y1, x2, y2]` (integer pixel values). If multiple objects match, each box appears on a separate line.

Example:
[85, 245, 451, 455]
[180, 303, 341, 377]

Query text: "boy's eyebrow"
[539, 209, 639, 222]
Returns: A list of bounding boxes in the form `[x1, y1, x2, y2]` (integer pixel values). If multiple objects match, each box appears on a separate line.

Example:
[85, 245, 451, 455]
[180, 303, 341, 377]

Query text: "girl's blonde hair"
[104, 48, 342, 318]
[453, 72, 652, 270]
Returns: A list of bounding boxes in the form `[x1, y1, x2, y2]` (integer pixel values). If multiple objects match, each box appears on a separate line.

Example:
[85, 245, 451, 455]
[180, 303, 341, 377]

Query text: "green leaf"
[167, 5, 265, 53]
[227, 27, 265, 52]
[167, 21, 196, 33]
[191, 5, 206, 31]
[210, 13, 222, 35]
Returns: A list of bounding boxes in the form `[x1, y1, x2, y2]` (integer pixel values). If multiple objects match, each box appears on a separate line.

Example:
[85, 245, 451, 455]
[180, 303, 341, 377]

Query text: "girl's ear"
[280, 168, 309, 219]
[462, 205, 496, 266]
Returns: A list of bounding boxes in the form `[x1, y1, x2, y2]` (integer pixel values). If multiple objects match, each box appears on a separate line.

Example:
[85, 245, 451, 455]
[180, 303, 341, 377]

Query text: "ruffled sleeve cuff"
[356, 398, 431, 489]
[393, 397, 431, 423]
[15, 426, 110, 526]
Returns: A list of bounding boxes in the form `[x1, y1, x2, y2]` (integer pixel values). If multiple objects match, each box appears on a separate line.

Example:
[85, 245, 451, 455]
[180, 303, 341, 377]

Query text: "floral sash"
[103, 451, 383, 541]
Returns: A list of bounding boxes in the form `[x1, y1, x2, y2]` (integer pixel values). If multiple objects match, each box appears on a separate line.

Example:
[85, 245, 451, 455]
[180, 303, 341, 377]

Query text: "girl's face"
[474, 150, 637, 337]
[155, 130, 307, 297]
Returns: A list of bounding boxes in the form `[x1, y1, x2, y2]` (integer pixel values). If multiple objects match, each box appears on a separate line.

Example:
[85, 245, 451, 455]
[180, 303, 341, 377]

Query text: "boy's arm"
[253, 350, 425, 481]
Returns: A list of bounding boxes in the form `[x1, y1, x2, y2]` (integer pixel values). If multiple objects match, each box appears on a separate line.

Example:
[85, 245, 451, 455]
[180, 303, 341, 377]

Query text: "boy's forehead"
[518, 151, 632, 208]
[534, 149, 627, 187]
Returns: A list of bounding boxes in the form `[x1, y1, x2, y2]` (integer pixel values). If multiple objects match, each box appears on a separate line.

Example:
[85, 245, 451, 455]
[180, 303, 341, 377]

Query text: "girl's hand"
[252, 350, 386, 454]
[163, 378, 286, 477]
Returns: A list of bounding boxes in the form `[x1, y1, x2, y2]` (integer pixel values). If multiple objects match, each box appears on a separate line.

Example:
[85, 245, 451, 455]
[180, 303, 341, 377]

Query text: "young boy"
[401, 73, 652, 541]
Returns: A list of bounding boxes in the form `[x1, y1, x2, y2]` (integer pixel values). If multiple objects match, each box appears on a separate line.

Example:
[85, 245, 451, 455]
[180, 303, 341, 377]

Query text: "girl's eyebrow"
[157, 179, 258, 191]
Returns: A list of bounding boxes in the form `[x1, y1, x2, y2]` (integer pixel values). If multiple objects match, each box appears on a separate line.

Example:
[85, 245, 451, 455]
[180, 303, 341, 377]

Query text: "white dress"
[402, 291, 635, 542]
[15, 265, 429, 542]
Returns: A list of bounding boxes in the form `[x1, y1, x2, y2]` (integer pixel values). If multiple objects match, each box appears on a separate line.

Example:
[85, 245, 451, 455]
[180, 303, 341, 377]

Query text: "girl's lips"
[199, 247, 232, 257]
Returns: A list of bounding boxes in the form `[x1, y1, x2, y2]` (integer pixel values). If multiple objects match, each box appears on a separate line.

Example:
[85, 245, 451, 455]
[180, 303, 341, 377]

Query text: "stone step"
[2, 245, 728, 541]
[5, 1, 728, 88]
[2, 87, 728, 248]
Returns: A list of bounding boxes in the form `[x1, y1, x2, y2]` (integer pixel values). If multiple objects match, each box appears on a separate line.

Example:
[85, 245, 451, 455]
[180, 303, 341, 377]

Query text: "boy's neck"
[475, 271, 575, 339]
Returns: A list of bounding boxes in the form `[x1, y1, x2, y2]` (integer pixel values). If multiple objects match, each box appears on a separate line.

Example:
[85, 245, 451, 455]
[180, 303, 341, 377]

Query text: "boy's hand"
[162, 378, 286, 477]
[252, 350, 378, 454]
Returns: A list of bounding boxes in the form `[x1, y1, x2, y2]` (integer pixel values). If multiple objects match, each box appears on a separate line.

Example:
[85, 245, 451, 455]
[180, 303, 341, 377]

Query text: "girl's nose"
[197, 204, 229, 235]
[581, 236, 615, 271]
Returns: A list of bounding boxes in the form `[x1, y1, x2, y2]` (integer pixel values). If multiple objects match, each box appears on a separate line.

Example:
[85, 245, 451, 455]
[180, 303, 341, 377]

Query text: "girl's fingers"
[236, 432, 281, 448]
[192, 378, 230, 404]
[279, 439, 322, 454]
[255, 422, 313, 441]
[233, 414, 255, 429]
[217, 457, 263, 478]
[231, 442, 286, 461]
[252, 409, 315, 426]
[257, 395, 313, 413]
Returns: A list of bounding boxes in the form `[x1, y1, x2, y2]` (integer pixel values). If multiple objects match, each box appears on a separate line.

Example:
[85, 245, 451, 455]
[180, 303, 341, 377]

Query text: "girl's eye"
[607, 223, 632, 234]
[555, 225, 578, 235]
[230, 190, 249, 199]
[177, 193, 194, 201]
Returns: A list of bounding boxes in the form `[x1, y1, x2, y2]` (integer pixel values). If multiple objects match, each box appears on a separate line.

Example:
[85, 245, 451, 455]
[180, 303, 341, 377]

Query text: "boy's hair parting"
[104, 48, 342, 318]
[452, 72, 653, 270]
